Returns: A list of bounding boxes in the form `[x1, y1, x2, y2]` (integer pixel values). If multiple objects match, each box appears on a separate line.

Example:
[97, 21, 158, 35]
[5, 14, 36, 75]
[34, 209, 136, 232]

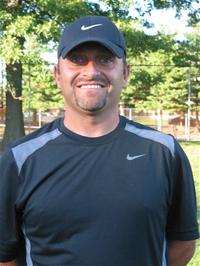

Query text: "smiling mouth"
[78, 84, 104, 89]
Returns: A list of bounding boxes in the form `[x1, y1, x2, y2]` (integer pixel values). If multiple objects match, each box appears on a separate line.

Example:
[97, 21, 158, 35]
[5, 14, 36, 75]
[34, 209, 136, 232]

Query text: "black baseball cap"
[58, 16, 126, 59]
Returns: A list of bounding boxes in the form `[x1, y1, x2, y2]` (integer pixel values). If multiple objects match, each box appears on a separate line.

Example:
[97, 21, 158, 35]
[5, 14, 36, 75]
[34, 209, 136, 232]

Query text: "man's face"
[54, 42, 129, 115]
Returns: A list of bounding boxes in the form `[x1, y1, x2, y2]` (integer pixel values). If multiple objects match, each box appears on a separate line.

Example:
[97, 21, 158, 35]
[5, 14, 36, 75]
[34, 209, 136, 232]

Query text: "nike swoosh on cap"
[81, 24, 102, 31]
[126, 154, 146, 161]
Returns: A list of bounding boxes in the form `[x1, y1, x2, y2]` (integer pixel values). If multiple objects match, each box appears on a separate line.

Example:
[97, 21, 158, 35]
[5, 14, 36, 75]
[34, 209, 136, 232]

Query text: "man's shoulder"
[122, 116, 176, 157]
[10, 118, 62, 149]
[6, 118, 63, 173]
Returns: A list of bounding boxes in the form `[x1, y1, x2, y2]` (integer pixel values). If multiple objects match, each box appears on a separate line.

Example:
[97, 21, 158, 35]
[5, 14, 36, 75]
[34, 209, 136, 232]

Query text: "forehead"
[67, 42, 115, 55]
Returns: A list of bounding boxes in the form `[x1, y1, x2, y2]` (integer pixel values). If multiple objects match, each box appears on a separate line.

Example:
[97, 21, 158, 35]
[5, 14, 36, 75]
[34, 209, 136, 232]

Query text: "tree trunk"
[1, 62, 25, 152]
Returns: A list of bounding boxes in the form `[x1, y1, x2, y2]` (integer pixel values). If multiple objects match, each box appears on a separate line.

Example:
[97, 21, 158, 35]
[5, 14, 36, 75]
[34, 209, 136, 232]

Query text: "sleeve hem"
[0, 253, 16, 262]
[166, 229, 199, 241]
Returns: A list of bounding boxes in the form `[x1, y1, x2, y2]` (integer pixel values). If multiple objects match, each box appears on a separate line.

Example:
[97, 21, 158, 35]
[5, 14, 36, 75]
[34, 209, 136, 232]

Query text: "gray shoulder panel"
[12, 128, 62, 174]
[125, 123, 175, 157]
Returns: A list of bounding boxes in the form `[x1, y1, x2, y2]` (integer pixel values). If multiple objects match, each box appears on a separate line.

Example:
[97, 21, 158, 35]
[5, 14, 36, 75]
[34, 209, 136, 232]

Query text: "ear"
[123, 64, 131, 87]
[54, 64, 61, 89]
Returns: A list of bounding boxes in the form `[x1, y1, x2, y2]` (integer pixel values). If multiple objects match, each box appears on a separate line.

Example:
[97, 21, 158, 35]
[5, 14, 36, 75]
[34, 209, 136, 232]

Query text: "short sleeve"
[166, 140, 199, 241]
[0, 150, 19, 262]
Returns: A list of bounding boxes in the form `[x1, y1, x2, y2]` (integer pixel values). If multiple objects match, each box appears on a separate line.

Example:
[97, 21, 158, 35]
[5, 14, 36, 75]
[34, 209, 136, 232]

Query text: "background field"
[180, 141, 200, 265]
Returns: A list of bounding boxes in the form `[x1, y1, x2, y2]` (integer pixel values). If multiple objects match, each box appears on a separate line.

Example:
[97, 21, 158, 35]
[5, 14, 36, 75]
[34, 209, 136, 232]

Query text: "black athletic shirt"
[0, 116, 199, 266]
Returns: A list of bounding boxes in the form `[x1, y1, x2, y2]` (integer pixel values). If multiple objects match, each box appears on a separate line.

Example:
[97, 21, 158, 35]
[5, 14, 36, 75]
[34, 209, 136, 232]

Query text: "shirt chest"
[19, 142, 170, 235]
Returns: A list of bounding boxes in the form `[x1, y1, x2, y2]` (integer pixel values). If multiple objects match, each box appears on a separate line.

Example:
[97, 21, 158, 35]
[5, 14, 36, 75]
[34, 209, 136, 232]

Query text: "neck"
[63, 108, 120, 137]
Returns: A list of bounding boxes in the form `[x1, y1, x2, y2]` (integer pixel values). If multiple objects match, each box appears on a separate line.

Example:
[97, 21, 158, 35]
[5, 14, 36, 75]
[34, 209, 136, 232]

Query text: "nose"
[81, 60, 100, 77]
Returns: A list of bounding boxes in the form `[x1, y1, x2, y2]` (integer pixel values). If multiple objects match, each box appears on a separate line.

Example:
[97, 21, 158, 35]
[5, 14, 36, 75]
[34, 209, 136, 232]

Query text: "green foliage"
[121, 24, 200, 116]
[0, 0, 98, 63]
[23, 59, 63, 112]
[122, 47, 172, 110]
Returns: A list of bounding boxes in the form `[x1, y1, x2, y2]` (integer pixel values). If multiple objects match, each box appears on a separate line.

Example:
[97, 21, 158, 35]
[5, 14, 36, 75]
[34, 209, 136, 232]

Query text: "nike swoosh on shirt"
[81, 24, 102, 31]
[126, 154, 146, 161]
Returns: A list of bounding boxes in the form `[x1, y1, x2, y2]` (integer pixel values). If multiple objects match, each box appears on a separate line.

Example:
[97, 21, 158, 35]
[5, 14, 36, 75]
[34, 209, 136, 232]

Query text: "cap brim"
[60, 37, 124, 59]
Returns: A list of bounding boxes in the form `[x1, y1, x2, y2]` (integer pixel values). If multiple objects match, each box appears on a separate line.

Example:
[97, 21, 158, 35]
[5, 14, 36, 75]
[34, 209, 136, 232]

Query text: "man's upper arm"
[166, 140, 199, 241]
[0, 151, 19, 262]
[0, 261, 16, 266]
[166, 140, 199, 264]
[168, 240, 196, 266]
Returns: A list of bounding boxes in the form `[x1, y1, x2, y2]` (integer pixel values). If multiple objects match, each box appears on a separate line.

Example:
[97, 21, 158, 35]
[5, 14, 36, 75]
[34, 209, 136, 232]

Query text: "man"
[0, 16, 199, 266]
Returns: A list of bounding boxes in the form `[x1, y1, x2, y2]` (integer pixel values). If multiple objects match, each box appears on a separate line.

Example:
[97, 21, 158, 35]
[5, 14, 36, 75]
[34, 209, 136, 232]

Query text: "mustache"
[73, 75, 109, 87]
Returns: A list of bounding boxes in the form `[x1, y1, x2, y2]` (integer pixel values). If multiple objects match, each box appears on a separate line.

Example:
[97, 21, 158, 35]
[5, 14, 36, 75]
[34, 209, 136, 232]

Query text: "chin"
[77, 100, 107, 113]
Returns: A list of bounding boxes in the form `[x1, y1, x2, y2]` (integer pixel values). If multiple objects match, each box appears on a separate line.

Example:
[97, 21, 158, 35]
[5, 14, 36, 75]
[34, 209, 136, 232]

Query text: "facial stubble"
[73, 87, 108, 112]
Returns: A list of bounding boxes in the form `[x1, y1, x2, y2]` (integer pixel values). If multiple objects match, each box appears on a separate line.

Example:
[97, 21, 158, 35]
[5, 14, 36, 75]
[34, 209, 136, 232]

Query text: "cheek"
[59, 71, 75, 91]
[57, 76, 71, 101]
[110, 69, 125, 89]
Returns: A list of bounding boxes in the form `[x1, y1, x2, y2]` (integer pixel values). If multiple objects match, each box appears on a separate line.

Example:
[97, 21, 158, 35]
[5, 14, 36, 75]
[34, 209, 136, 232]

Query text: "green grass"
[179, 141, 200, 266]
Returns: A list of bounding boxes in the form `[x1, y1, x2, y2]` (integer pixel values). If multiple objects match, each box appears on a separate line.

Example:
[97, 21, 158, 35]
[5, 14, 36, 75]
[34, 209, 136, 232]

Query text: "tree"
[121, 32, 175, 102]
[23, 59, 63, 114]
[172, 24, 200, 124]
[0, 3, 27, 149]
[121, 21, 200, 131]
[125, 47, 176, 130]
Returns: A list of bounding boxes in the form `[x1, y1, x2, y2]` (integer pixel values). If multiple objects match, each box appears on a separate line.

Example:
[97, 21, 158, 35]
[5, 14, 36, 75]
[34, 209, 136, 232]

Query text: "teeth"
[80, 85, 102, 89]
